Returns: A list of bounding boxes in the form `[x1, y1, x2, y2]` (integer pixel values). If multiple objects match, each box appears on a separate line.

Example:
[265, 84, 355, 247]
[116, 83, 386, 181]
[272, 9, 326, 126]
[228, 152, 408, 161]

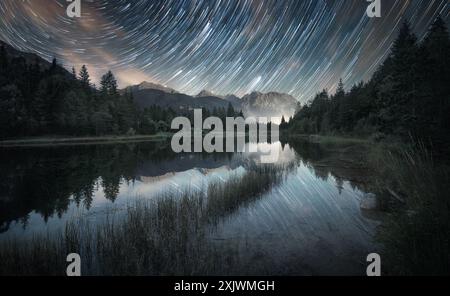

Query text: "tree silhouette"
[288, 17, 450, 152]
[79, 65, 90, 87]
[100, 70, 118, 95]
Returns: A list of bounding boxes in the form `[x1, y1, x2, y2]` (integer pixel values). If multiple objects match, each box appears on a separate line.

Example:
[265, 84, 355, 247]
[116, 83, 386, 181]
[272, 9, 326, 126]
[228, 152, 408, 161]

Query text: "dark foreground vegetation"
[281, 17, 450, 275]
[370, 143, 450, 275]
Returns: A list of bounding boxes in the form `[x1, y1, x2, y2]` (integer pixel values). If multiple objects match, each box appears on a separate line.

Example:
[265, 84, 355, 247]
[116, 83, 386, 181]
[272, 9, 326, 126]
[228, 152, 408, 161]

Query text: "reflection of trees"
[0, 141, 174, 231]
[0, 140, 243, 232]
[101, 176, 121, 202]
[0, 137, 374, 233]
[282, 137, 374, 194]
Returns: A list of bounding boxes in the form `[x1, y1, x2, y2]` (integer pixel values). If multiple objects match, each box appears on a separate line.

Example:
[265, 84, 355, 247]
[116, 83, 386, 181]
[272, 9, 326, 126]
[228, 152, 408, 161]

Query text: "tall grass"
[206, 165, 286, 220]
[371, 142, 450, 275]
[0, 165, 289, 276]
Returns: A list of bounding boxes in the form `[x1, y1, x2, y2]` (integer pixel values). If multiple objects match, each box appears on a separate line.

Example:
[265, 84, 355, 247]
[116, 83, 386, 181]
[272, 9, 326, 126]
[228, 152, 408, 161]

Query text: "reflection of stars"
[0, 0, 449, 102]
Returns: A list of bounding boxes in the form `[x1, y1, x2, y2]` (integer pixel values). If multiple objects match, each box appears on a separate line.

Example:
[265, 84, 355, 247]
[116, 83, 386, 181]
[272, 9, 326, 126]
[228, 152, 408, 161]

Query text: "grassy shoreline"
[0, 133, 173, 147]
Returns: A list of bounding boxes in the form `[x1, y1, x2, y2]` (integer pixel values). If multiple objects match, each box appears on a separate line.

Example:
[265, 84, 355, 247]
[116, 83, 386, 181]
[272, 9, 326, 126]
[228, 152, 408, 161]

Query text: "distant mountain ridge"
[124, 81, 178, 94]
[128, 87, 233, 112]
[196, 90, 219, 98]
[241, 91, 298, 120]
[127, 83, 298, 119]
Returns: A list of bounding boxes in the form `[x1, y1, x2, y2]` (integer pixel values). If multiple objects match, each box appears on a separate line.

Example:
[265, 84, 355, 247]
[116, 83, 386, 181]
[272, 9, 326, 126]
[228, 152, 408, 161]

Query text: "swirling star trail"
[0, 0, 449, 102]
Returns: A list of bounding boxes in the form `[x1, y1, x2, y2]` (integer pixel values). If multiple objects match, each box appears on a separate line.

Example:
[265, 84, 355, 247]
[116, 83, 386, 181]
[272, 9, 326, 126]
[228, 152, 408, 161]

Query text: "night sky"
[0, 0, 449, 102]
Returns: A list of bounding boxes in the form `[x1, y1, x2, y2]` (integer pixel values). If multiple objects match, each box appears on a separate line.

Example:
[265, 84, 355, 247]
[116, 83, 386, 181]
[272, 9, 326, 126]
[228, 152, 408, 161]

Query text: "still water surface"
[0, 139, 381, 275]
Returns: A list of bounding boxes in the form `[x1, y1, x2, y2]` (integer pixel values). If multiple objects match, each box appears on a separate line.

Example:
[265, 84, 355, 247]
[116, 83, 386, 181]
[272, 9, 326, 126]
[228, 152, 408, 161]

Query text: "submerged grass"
[370, 142, 450, 275]
[0, 165, 289, 276]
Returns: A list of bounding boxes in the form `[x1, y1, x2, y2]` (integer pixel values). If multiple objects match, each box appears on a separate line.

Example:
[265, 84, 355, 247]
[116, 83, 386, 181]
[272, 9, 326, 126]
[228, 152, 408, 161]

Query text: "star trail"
[0, 0, 449, 102]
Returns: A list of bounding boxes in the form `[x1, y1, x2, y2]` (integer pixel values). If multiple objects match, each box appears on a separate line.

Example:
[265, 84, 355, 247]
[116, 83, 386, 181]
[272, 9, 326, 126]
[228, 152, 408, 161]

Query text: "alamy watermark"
[66, 0, 81, 18]
[65, 0, 380, 19]
[66, 253, 81, 276]
[366, 0, 381, 18]
[170, 109, 280, 164]
[65, 252, 381, 276]
[366, 253, 381, 276]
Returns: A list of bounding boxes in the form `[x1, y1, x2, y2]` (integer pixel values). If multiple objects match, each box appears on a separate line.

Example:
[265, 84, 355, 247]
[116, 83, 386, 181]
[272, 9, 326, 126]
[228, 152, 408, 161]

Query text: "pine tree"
[391, 21, 418, 90]
[336, 79, 345, 97]
[378, 20, 419, 136]
[79, 65, 90, 87]
[100, 71, 118, 95]
[423, 16, 450, 60]
[71, 66, 77, 79]
[421, 16, 450, 93]
[417, 16, 450, 147]
[49, 58, 58, 74]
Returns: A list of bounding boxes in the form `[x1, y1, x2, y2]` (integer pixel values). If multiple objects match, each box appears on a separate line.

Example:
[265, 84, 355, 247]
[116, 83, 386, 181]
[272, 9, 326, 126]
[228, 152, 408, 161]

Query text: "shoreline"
[0, 132, 372, 148]
[0, 133, 172, 147]
[282, 133, 372, 145]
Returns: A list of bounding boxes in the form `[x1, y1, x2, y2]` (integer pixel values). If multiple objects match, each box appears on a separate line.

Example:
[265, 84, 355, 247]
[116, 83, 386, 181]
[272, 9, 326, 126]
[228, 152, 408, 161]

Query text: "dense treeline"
[0, 52, 139, 137]
[0, 49, 179, 138]
[286, 17, 450, 152]
[0, 45, 244, 139]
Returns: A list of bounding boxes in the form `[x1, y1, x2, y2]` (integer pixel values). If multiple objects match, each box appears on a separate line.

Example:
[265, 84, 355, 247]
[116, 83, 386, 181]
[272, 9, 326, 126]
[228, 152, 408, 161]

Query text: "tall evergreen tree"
[79, 65, 90, 87]
[377, 21, 419, 135]
[49, 58, 58, 75]
[71, 66, 77, 79]
[100, 70, 118, 95]
[336, 79, 345, 97]
[416, 16, 450, 146]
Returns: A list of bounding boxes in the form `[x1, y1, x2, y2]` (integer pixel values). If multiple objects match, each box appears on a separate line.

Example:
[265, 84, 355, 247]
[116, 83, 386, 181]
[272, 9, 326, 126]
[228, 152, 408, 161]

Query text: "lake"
[0, 138, 382, 275]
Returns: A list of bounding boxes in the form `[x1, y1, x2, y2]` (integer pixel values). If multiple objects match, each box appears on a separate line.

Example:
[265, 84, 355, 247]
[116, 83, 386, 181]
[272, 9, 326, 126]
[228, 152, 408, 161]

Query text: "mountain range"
[126, 81, 299, 120]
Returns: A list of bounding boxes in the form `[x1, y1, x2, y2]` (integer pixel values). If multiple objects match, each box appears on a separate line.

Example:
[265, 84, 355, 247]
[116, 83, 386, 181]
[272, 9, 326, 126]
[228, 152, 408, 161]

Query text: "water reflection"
[0, 138, 381, 274]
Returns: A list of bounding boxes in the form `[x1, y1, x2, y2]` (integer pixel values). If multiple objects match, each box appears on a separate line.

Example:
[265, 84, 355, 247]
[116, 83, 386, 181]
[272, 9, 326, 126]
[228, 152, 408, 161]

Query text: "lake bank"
[282, 134, 371, 145]
[0, 132, 371, 148]
[0, 133, 172, 147]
